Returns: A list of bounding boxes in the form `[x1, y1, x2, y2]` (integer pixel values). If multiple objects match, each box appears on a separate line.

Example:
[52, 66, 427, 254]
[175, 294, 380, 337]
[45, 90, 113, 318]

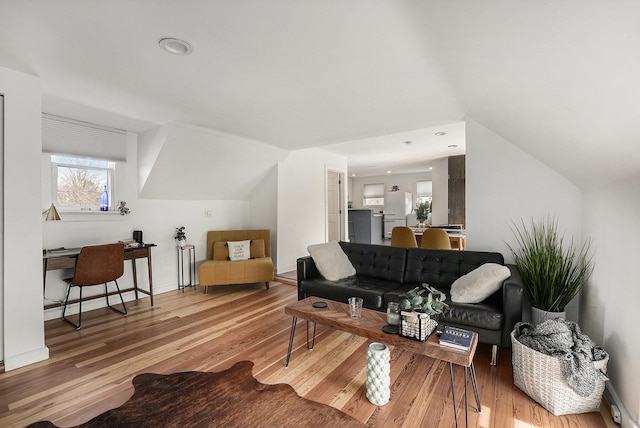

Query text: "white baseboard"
[605, 382, 640, 428]
[276, 264, 296, 275]
[4, 345, 49, 371]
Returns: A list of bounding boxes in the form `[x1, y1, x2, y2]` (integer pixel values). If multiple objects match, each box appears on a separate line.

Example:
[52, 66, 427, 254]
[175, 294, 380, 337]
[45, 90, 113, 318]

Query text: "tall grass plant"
[507, 216, 593, 312]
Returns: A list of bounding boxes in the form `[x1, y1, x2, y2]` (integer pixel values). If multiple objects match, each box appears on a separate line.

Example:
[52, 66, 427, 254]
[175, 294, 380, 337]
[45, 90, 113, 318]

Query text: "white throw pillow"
[307, 241, 356, 281]
[227, 240, 251, 261]
[450, 263, 511, 303]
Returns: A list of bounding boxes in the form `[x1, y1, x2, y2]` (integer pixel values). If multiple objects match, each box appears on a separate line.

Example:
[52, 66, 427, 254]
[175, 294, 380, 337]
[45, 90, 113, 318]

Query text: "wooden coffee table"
[284, 297, 480, 428]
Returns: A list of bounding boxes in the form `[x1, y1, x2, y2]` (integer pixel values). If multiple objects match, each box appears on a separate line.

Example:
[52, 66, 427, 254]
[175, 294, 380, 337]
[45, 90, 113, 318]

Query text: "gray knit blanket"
[513, 319, 608, 397]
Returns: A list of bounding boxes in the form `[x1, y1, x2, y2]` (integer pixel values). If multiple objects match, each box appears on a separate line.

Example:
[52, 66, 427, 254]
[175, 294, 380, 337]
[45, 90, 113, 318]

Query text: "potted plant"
[507, 216, 594, 324]
[415, 201, 430, 225]
[174, 226, 187, 247]
[398, 283, 449, 341]
[399, 283, 449, 315]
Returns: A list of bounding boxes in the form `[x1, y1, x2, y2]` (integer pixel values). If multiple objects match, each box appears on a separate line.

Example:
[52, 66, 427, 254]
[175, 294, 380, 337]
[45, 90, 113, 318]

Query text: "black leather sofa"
[297, 242, 524, 364]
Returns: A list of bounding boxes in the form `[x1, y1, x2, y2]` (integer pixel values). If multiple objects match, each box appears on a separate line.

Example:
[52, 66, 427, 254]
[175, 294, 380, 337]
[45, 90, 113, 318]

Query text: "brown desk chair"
[419, 228, 452, 249]
[62, 243, 127, 329]
[390, 226, 418, 248]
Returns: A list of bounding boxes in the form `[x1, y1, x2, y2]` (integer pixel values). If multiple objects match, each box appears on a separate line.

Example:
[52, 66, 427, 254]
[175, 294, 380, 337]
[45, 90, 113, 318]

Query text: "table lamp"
[44, 203, 61, 221]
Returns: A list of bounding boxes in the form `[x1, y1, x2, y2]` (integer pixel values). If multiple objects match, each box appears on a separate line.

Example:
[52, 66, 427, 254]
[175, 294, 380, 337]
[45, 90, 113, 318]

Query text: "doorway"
[326, 169, 344, 241]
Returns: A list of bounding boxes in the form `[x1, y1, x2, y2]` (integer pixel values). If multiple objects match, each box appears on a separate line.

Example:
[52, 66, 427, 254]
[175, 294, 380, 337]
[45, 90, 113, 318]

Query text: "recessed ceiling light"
[435, 132, 447, 136]
[386, 170, 392, 174]
[159, 38, 193, 55]
[448, 144, 458, 148]
[404, 140, 412, 145]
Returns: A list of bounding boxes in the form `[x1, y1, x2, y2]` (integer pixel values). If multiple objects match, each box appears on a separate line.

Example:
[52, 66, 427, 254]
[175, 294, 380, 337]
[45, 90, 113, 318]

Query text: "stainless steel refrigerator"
[383, 191, 413, 238]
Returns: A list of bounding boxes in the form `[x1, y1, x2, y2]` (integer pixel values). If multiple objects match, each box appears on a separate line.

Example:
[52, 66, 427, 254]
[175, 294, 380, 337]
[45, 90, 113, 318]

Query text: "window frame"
[416, 180, 432, 206]
[50, 155, 117, 212]
[363, 183, 385, 207]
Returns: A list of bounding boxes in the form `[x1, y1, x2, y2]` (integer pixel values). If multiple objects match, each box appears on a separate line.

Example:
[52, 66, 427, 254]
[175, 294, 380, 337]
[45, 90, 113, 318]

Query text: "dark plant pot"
[531, 306, 566, 325]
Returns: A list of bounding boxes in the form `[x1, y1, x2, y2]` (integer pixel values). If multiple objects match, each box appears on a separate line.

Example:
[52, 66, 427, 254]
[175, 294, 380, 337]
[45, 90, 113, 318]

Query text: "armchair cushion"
[213, 239, 267, 261]
[450, 263, 511, 304]
[213, 241, 230, 261]
[250, 239, 266, 258]
[228, 240, 251, 261]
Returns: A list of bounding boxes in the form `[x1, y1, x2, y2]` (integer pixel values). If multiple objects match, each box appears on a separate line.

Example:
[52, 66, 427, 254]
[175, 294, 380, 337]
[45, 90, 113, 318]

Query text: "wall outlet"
[204, 209, 212, 218]
[611, 404, 622, 424]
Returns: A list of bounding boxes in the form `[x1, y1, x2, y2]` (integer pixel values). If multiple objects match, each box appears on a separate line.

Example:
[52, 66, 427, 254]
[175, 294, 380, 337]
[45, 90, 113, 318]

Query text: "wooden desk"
[43, 244, 156, 309]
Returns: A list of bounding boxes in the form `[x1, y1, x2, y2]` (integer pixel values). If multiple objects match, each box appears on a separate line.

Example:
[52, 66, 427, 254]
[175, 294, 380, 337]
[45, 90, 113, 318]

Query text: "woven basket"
[399, 311, 438, 342]
[510, 330, 608, 416]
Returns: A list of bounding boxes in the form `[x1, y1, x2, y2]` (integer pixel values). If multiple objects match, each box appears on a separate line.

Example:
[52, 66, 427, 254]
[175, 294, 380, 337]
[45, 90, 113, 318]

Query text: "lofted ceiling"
[0, 1, 638, 187]
[324, 121, 465, 177]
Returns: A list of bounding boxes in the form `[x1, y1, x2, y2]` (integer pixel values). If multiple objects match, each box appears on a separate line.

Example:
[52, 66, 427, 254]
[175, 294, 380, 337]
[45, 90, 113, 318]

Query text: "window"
[51, 155, 115, 211]
[363, 183, 385, 206]
[42, 114, 126, 215]
[416, 180, 432, 206]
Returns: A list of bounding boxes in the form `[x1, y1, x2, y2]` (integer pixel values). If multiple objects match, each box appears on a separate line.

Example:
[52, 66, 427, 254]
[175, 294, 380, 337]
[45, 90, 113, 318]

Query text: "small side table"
[177, 244, 197, 291]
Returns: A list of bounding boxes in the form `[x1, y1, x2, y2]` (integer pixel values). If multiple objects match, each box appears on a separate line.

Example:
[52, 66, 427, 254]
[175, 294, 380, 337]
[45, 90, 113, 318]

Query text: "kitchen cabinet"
[348, 209, 383, 244]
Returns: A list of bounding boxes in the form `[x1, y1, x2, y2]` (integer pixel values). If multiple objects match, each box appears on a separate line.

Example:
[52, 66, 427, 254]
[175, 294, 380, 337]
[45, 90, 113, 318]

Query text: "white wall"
[467, 116, 639, 424]
[465, 118, 583, 321]
[13, 85, 341, 367]
[42, 132, 252, 320]
[1, 66, 49, 370]
[276, 148, 347, 273]
[582, 177, 640, 424]
[0, 95, 3, 360]
[348, 171, 433, 210]
[431, 157, 449, 225]
[247, 164, 279, 263]
[465, 118, 582, 256]
[137, 122, 288, 200]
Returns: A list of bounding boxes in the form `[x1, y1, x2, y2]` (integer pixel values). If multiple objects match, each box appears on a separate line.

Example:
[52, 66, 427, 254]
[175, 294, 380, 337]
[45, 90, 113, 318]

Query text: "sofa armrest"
[501, 263, 524, 348]
[297, 256, 321, 300]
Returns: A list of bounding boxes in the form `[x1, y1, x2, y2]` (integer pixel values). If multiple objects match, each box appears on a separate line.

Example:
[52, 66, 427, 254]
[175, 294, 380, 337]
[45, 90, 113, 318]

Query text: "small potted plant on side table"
[174, 226, 187, 247]
[398, 283, 449, 341]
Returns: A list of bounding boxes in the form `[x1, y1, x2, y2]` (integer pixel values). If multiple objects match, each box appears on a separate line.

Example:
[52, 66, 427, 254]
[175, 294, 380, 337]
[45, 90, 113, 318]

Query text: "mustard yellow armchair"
[197, 229, 274, 293]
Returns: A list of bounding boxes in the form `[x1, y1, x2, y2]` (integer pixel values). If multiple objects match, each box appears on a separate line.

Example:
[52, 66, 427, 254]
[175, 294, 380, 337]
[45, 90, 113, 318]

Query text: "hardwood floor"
[1, 281, 612, 427]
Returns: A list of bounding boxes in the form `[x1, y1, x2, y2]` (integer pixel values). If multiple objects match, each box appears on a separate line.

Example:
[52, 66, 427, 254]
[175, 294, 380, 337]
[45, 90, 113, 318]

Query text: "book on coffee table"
[439, 326, 473, 352]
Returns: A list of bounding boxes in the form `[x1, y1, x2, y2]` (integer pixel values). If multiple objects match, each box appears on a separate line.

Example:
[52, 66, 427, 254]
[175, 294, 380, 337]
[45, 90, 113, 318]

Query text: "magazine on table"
[439, 326, 473, 352]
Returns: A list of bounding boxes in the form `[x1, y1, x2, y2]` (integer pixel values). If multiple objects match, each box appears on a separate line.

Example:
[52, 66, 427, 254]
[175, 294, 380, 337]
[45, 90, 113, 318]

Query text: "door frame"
[325, 165, 346, 242]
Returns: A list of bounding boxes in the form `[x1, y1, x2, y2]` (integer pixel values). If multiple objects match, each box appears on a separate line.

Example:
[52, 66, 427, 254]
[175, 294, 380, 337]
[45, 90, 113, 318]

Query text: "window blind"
[42, 114, 127, 161]
[363, 183, 385, 198]
[417, 180, 432, 195]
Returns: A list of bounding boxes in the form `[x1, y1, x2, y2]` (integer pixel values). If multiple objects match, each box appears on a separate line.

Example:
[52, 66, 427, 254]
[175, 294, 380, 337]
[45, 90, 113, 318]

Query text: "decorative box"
[399, 311, 438, 341]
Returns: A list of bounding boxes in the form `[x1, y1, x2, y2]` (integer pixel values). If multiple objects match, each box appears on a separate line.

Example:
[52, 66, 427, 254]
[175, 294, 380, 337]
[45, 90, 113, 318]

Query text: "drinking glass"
[348, 297, 363, 319]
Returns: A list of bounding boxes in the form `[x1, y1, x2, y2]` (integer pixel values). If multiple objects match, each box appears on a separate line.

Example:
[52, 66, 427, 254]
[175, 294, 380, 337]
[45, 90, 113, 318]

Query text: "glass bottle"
[100, 185, 109, 211]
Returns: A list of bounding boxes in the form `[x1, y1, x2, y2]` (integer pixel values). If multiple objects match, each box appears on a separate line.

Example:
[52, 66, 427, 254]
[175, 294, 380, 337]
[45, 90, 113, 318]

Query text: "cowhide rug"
[28, 360, 366, 428]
